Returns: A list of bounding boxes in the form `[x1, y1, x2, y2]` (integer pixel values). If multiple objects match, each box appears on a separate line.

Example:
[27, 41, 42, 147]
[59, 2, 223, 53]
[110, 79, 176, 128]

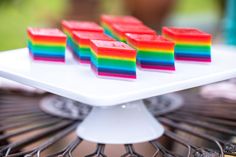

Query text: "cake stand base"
[76, 100, 164, 144]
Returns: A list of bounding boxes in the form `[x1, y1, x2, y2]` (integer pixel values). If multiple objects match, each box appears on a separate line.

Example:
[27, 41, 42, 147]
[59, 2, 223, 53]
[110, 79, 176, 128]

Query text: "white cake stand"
[0, 45, 236, 144]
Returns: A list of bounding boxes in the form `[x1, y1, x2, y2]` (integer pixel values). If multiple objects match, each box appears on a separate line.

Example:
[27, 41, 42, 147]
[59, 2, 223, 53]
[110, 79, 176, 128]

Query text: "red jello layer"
[91, 40, 136, 58]
[61, 20, 103, 32]
[126, 34, 174, 49]
[92, 49, 136, 59]
[162, 27, 211, 42]
[27, 28, 66, 43]
[112, 24, 156, 37]
[28, 35, 66, 44]
[72, 31, 114, 45]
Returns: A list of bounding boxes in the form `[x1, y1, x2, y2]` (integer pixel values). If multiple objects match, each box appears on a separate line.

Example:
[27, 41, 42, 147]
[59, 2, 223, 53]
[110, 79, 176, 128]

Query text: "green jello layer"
[137, 51, 174, 61]
[73, 44, 90, 57]
[78, 45, 90, 51]
[91, 52, 136, 69]
[74, 47, 90, 57]
[175, 44, 211, 52]
[28, 41, 65, 53]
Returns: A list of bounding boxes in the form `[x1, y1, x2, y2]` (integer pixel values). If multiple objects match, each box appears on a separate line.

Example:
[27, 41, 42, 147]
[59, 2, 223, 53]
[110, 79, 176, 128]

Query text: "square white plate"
[0, 45, 236, 106]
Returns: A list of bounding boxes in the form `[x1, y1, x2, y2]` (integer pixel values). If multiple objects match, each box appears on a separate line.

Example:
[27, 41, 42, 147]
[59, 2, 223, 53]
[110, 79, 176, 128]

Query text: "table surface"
[0, 45, 236, 106]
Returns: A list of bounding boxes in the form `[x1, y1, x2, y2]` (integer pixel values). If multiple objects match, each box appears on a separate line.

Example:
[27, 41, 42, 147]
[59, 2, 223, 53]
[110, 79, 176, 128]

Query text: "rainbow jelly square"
[110, 24, 156, 42]
[100, 15, 143, 38]
[90, 40, 137, 79]
[61, 20, 103, 52]
[162, 27, 212, 62]
[72, 31, 115, 64]
[126, 33, 175, 71]
[27, 27, 66, 62]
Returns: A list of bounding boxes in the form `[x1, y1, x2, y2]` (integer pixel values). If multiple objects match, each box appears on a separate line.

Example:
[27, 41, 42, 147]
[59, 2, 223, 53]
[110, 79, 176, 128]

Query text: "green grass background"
[0, 0, 220, 51]
[0, 0, 67, 51]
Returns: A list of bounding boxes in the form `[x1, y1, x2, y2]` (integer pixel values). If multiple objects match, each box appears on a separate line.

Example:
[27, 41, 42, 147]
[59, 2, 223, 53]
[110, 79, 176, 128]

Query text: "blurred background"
[0, 1, 236, 156]
[0, 0, 235, 51]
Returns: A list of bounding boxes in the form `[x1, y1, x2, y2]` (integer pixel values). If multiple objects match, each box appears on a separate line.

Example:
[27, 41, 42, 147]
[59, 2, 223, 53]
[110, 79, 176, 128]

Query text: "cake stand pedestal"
[77, 100, 164, 144]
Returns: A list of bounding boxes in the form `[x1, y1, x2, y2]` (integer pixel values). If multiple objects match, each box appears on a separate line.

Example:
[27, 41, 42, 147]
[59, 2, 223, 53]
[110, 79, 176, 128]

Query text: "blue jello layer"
[73, 53, 90, 62]
[137, 57, 175, 63]
[29, 48, 64, 57]
[29, 48, 65, 58]
[91, 62, 136, 75]
[174, 48, 211, 54]
[29, 49, 65, 55]
[91, 58, 135, 72]
[67, 36, 77, 52]
[175, 52, 211, 58]
[32, 53, 65, 58]
[30, 52, 65, 58]
[137, 59, 174, 66]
